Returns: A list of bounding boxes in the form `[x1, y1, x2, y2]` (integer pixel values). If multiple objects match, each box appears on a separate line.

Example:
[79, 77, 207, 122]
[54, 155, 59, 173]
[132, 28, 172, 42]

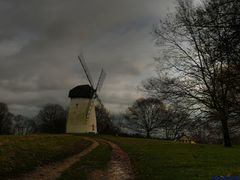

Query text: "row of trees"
[123, 97, 230, 144]
[0, 102, 117, 135]
[140, 0, 240, 147]
[118, 0, 240, 147]
[0, 102, 67, 135]
[124, 98, 189, 140]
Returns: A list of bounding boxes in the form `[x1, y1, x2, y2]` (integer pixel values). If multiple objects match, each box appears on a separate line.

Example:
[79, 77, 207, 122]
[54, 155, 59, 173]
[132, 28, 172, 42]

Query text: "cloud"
[0, 0, 175, 116]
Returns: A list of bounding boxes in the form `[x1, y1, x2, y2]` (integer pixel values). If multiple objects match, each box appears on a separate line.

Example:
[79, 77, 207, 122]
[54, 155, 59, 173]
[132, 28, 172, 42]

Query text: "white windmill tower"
[66, 54, 106, 133]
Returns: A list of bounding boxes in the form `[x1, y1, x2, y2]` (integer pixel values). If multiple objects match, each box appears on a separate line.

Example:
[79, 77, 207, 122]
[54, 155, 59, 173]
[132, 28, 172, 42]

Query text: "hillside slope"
[102, 136, 240, 180]
[0, 134, 91, 178]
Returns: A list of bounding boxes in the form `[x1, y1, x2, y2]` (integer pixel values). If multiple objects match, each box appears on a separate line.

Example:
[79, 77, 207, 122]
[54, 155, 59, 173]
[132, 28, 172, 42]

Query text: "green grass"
[0, 134, 91, 178]
[1, 134, 240, 179]
[59, 142, 111, 180]
[102, 136, 240, 180]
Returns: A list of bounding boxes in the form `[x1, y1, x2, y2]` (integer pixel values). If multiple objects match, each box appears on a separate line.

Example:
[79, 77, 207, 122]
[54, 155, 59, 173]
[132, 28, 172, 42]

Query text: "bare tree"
[36, 104, 67, 133]
[0, 102, 13, 134]
[12, 115, 36, 135]
[12, 115, 25, 135]
[95, 105, 119, 134]
[162, 104, 190, 140]
[125, 98, 166, 138]
[145, 0, 240, 147]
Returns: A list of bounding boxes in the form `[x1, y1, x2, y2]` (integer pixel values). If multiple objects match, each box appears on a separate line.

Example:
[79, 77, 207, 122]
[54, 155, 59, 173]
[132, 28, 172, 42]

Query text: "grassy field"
[102, 135, 240, 180]
[1, 134, 240, 179]
[0, 134, 91, 178]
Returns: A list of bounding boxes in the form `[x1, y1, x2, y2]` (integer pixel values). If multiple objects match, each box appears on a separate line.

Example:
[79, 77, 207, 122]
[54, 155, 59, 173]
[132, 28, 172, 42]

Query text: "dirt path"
[106, 140, 135, 180]
[88, 140, 135, 180]
[8, 138, 99, 180]
[6, 137, 134, 180]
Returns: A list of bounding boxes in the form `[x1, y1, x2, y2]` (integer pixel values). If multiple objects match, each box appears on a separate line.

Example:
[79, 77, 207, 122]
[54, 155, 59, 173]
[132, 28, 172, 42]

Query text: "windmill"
[66, 54, 106, 133]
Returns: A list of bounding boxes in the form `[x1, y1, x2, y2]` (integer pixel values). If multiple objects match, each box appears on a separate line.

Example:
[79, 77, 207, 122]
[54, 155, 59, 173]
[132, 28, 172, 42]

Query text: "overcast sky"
[0, 0, 176, 117]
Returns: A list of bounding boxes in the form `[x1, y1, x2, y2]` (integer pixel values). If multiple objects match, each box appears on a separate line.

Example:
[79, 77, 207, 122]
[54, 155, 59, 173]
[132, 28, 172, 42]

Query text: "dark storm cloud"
[0, 0, 176, 116]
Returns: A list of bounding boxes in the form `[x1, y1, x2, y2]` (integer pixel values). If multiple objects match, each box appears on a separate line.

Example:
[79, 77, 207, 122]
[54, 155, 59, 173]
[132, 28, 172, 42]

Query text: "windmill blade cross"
[78, 54, 95, 88]
[95, 69, 107, 92]
[95, 94, 104, 108]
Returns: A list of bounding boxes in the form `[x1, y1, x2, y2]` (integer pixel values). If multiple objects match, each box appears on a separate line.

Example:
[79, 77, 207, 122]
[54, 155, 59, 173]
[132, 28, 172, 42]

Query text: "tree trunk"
[146, 131, 151, 138]
[221, 116, 232, 147]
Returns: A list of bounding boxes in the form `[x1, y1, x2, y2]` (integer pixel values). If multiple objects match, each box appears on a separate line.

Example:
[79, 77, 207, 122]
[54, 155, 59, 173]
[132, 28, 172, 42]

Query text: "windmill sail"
[77, 54, 106, 121]
[85, 83, 105, 120]
[95, 69, 107, 92]
[78, 54, 95, 88]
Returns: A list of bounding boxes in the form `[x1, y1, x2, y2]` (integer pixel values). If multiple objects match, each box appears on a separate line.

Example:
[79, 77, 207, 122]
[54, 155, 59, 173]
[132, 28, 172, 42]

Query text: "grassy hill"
[0, 134, 91, 178]
[102, 135, 240, 179]
[0, 134, 240, 179]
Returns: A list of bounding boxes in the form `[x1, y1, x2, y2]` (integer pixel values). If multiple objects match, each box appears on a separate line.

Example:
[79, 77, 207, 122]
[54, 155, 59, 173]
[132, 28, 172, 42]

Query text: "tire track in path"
[8, 137, 99, 180]
[88, 139, 135, 180]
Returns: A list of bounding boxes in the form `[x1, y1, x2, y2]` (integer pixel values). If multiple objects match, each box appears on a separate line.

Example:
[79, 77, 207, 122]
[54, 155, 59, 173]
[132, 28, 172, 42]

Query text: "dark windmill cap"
[68, 85, 95, 99]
